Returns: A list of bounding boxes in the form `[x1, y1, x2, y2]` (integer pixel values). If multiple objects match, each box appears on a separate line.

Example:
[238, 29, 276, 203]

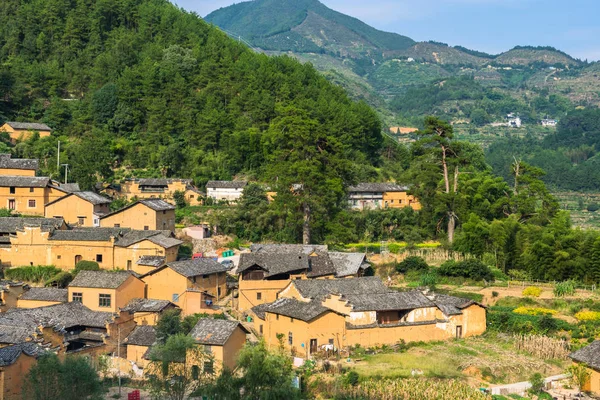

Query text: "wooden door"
[456, 325, 463, 339]
[310, 339, 318, 354]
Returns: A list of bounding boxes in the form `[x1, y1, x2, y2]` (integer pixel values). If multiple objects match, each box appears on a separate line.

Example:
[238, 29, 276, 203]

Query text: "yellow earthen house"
[68, 270, 146, 313]
[189, 318, 248, 372]
[121, 298, 179, 326]
[45, 191, 112, 227]
[0, 281, 28, 312]
[0, 122, 52, 142]
[143, 259, 229, 316]
[0, 154, 38, 177]
[125, 325, 156, 369]
[347, 183, 420, 211]
[0, 220, 182, 270]
[0, 176, 73, 216]
[114, 178, 203, 206]
[100, 199, 176, 232]
[0, 343, 42, 400]
[17, 287, 68, 309]
[569, 340, 600, 394]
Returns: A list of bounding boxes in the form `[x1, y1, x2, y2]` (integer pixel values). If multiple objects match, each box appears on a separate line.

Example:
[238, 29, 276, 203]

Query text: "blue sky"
[172, 0, 600, 61]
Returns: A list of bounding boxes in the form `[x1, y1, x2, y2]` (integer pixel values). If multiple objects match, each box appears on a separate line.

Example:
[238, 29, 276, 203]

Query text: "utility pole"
[61, 164, 69, 184]
[56, 141, 60, 173]
[118, 324, 121, 397]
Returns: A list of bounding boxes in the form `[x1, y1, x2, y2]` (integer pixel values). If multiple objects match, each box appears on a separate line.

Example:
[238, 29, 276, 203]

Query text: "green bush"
[587, 203, 599, 212]
[5, 266, 61, 283]
[74, 261, 100, 274]
[492, 291, 499, 298]
[44, 272, 73, 288]
[345, 371, 360, 387]
[419, 272, 437, 288]
[554, 281, 576, 297]
[438, 259, 494, 282]
[396, 256, 429, 274]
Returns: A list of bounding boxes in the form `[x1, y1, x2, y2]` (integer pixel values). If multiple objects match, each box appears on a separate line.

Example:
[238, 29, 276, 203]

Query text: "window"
[288, 332, 293, 345]
[163, 210, 166, 214]
[329, 338, 334, 345]
[204, 345, 212, 354]
[259, 324, 263, 334]
[218, 287, 221, 297]
[27, 199, 35, 208]
[190, 195, 195, 199]
[202, 274, 209, 279]
[143, 226, 149, 231]
[276, 314, 279, 321]
[57, 255, 61, 260]
[172, 293, 179, 302]
[8, 200, 15, 210]
[127, 260, 132, 270]
[9, 187, 15, 194]
[191, 365, 200, 380]
[98, 294, 111, 308]
[204, 360, 214, 374]
[72, 292, 83, 303]
[256, 292, 262, 300]
[290, 317, 294, 323]
[114, 224, 120, 228]
[96, 254, 103, 263]
[29, 187, 34, 193]
[78, 217, 85, 225]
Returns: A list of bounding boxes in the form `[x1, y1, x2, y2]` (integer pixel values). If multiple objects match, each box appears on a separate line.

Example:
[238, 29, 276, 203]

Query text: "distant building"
[125, 325, 156, 369]
[0, 154, 38, 177]
[389, 127, 419, 135]
[100, 199, 176, 232]
[45, 191, 112, 227]
[206, 181, 248, 202]
[0, 176, 76, 216]
[189, 319, 249, 372]
[347, 183, 420, 211]
[115, 178, 203, 206]
[0, 122, 52, 142]
[541, 119, 558, 127]
[569, 340, 600, 394]
[0, 343, 43, 400]
[121, 298, 179, 326]
[17, 287, 68, 309]
[506, 114, 522, 128]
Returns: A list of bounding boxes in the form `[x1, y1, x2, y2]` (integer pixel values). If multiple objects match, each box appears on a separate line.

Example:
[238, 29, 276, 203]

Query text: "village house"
[189, 318, 249, 372]
[17, 287, 67, 309]
[0, 176, 75, 216]
[206, 180, 247, 202]
[125, 325, 156, 369]
[68, 270, 146, 313]
[142, 259, 230, 316]
[237, 244, 370, 312]
[0, 342, 43, 400]
[44, 191, 112, 227]
[0, 154, 38, 177]
[347, 183, 421, 211]
[252, 277, 486, 357]
[569, 340, 600, 394]
[100, 199, 176, 232]
[0, 221, 181, 270]
[389, 126, 418, 135]
[0, 122, 52, 142]
[0, 281, 28, 312]
[541, 118, 558, 127]
[114, 178, 203, 206]
[121, 298, 179, 326]
[133, 255, 166, 275]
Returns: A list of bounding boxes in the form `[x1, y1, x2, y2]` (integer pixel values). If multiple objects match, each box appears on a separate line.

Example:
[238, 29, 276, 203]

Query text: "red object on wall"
[128, 390, 140, 400]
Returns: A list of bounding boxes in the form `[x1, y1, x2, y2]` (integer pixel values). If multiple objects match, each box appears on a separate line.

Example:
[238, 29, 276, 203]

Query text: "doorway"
[456, 325, 463, 339]
[75, 255, 82, 266]
[310, 339, 318, 354]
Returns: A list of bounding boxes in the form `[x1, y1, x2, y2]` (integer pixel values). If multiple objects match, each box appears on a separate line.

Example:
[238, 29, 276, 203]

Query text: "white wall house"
[206, 181, 248, 202]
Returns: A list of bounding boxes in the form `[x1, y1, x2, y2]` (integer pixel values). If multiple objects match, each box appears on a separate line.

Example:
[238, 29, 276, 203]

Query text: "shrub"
[529, 372, 544, 394]
[554, 281, 576, 297]
[575, 311, 600, 321]
[5, 266, 61, 283]
[345, 371, 360, 387]
[513, 307, 557, 316]
[492, 291, 499, 298]
[438, 259, 494, 282]
[587, 203, 599, 212]
[44, 272, 73, 288]
[74, 261, 100, 274]
[396, 256, 429, 274]
[419, 272, 437, 288]
[522, 286, 543, 297]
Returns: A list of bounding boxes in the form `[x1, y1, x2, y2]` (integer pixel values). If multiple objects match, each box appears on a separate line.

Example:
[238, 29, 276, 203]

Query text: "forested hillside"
[0, 0, 383, 190]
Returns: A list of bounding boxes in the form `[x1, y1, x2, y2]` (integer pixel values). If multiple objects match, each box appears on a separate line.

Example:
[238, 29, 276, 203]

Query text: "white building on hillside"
[206, 181, 248, 202]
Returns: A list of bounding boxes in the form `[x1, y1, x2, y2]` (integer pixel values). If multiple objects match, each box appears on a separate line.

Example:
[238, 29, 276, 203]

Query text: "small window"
[259, 324, 263, 334]
[57, 255, 61, 260]
[8, 199, 15, 210]
[28, 199, 36, 208]
[288, 332, 293, 345]
[9, 187, 15, 194]
[256, 292, 262, 300]
[72, 292, 83, 303]
[329, 338, 334, 345]
[290, 317, 294, 323]
[204, 345, 212, 354]
[191, 365, 200, 380]
[144, 226, 149, 231]
[163, 210, 166, 214]
[172, 293, 179, 302]
[99, 294, 111, 308]
[96, 254, 103, 263]
[78, 217, 85, 225]
[114, 224, 120, 228]
[190, 195, 195, 199]
[29, 187, 34, 193]
[218, 287, 221, 297]
[204, 360, 214, 374]
[276, 314, 279, 321]
[202, 274, 208, 279]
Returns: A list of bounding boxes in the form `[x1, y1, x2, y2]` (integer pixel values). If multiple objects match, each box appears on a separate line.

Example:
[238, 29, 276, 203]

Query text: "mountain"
[206, 0, 597, 127]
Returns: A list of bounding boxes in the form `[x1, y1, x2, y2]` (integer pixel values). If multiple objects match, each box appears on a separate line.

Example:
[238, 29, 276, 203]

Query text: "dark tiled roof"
[137, 178, 191, 186]
[291, 277, 389, 300]
[140, 199, 175, 211]
[237, 253, 309, 277]
[250, 244, 327, 254]
[431, 294, 479, 316]
[0, 217, 65, 234]
[190, 319, 247, 346]
[342, 291, 435, 312]
[5, 122, 52, 131]
[0, 342, 43, 366]
[305, 254, 336, 278]
[0, 326, 34, 344]
[250, 303, 270, 320]
[116, 230, 181, 248]
[136, 256, 166, 267]
[0, 154, 38, 171]
[69, 270, 137, 289]
[0, 176, 50, 188]
[206, 180, 248, 189]
[158, 259, 230, 278]
[329, 252, 368, 277]
[49, 227, 124, 242]
[122, 298, 175, 313]
[263, 298, 330, 322]
[60, 183, 80, 193]
[20, 288, 68, 302]
[348, 183, 409, 193]
[570, 341, 600, 370]
[46, 192, 111, 207]
[126, 325, 156, 347]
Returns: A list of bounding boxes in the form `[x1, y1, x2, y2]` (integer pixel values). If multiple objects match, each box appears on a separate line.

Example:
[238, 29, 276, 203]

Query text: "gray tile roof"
[250, 244, 327, 254]
[20, 287, 68, 302]
[431, 294, 479, 316]
[329, 252, 368, 277]
[69, 270, 137, 289]
[0, 176, 50, 188]
[122, 298, 175, 313]
[0, 342, 43, 366]
[5, 122, 52, 131]
[46, 192, 111, 207]
[237, 253, 309, 277]
[115, 230, 181, 248]
[135, 256, 166, 267]
[0, 326, 34, 344]
[159, 259, 230, 278]
[0, 217, 65, 234]
[206, 180, 248, 189]
[49, 227, 124, 242]
[0, 154, 38, 171]
[262, 298, 330, 322]
[137, 178, 191, 186]
[60, 183, 80, 193]
[139, 199, 175, 211]
[348, 183, 409, 193]
[305, 254, 336, 278]
[342, 290, 435, 312]
[126, 325, 156, 347]
[570, 341, 600, 370]
[189, 319, 247, 345]
[291, 277, 389, 300]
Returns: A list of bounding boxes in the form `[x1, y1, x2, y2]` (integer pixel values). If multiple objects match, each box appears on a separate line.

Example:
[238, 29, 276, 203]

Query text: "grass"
[4, 265, 62, 283]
